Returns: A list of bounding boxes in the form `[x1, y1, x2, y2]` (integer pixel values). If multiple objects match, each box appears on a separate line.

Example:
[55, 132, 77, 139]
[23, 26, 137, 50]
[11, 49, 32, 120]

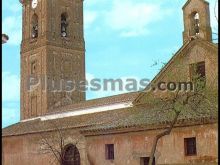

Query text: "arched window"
[61, 13, 68, 37]
[31, 14, 38, 39]
[191, 12, 200, 35]
[62, 144, 80, 165]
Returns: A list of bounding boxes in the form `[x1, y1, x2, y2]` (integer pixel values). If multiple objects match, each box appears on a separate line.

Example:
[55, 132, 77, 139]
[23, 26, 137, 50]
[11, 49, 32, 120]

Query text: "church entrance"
[62, 144, 80, 165]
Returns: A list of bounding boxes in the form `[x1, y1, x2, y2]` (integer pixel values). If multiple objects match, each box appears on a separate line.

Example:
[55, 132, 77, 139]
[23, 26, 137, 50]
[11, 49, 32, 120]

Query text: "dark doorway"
[140, 157, 155, 165]
[63, 144, 80, 165]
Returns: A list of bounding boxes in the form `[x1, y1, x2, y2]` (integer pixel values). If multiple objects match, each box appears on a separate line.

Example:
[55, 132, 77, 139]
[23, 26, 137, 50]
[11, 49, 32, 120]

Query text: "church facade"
[2, 0, 218, 165]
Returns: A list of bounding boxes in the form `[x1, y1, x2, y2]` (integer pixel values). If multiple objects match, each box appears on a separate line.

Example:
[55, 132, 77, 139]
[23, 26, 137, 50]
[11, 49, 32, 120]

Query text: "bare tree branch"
[149, 110, 180, 165]
[214, 0, 218, 23]
[148, 70, 217, 165]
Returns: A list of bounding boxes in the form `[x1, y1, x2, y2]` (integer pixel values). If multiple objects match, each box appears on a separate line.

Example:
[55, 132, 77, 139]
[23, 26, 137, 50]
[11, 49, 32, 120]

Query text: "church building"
[2, 0, 218, 164]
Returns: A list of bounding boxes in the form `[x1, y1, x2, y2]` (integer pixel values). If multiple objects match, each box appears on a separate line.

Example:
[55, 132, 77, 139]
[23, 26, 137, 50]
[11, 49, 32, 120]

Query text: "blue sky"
[2, 0, 218, 128]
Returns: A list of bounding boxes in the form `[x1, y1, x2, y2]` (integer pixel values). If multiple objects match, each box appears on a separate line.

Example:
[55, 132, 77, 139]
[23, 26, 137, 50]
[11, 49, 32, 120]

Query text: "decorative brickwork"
[20, 0, 85, 120]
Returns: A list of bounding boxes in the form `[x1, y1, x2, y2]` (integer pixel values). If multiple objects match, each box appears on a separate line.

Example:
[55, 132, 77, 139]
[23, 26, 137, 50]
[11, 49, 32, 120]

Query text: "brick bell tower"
[20, 0, 86, 120]
[182, 0, 212, 43]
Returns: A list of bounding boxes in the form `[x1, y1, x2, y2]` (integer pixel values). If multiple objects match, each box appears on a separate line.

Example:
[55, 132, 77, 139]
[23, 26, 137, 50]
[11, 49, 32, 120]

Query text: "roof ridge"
[133, 39, 217, 104]
[47, 91, 139, 115]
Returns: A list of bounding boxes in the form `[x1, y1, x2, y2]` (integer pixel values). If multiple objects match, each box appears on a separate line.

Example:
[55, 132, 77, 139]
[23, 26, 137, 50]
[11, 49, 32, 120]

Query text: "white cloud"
[8, 3, 21, 13]
[209, 0, 218, 32]
[2, 16, 22, 45]
[86, 72, 96, 81]
[84, 11, 98, 29]
[2, 107, 20, 128]
[84, 0, 103, 7]
[2, 72, 20, 102]
[105, 0, 172, 37]
[3, 0, 21, 13]
[2, 0, 22, 45]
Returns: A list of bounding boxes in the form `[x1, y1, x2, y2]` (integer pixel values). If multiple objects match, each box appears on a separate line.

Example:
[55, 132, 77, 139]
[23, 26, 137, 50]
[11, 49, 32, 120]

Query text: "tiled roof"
[2, 102, 217, 137]
[48, 92, 139, 114]
[133, 39, 218, 105]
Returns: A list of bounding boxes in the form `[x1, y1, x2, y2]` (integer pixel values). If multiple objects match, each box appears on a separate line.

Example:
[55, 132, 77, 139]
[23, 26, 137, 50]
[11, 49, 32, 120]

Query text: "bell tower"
[182, 0, 212, 43]
[20, 0, 86, 120]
